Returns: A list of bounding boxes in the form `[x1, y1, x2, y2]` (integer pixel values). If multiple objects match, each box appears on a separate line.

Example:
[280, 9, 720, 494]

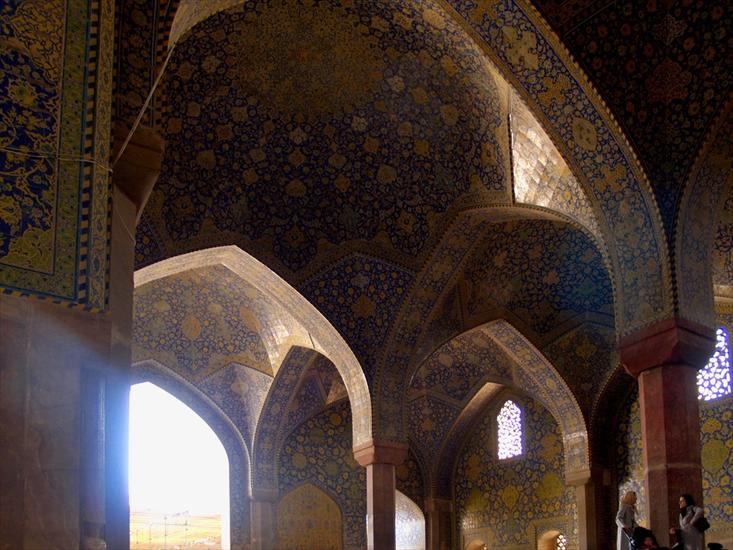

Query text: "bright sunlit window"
[129, 382, 230, 549]
[556, 533, 568, 550]
[497, 400, 523, 460]
[697, 327, 731, 401]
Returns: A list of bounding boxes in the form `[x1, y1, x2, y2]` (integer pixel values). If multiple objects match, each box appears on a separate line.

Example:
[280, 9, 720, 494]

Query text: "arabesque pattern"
[455, 394, 578, 547]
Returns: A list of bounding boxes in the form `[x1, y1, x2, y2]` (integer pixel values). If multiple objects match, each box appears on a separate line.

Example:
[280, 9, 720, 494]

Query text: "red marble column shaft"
[425, 497, 453, 550]
[638, 364, 702, 539]
[620, 318, 714, 544]
[354, 440, 409, 550]
[250, 491, 277, 550]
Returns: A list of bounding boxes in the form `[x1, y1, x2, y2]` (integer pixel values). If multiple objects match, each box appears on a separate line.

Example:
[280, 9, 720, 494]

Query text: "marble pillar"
[567, 468, 609, 550]
[354, 440, 409, 550]
[620, 318, 715, 544]
[250, 490, 277, 550]
[425, 497, 454, 550]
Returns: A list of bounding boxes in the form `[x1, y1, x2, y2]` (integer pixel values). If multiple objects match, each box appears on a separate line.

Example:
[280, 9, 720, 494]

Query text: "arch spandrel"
[414, 321, 590, 487]
[482, 320, 589, 476]
[134, 246, 373, 449]
[677, 104, 733, 330]
[433, 0, 672, 334]
[251, 345, 320, 491]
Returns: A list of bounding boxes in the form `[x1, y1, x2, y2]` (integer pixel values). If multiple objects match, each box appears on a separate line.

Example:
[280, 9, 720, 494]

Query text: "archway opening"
[129, 382, 230, 549]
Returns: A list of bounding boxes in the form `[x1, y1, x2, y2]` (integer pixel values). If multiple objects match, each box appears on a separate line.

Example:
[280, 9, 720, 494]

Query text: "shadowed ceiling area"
[133, 0, 618, 396]
[531, 0, 733, 238]
[137, 0, 515, 275]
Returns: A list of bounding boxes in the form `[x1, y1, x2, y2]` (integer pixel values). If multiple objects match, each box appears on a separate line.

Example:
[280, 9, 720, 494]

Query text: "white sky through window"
[129, 382, 229, 515]
[497, 400, 523, 460]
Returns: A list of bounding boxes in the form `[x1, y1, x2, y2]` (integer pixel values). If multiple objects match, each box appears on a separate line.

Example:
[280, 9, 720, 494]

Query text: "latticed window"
[556, 534, 568, 550]
[697, 327, 731, 401]
[497, 400, 523, 459]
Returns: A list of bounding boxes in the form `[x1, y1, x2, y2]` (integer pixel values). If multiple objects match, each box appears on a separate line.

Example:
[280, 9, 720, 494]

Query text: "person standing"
[670, 494, 705, 550]
[616, 491, 638, 550]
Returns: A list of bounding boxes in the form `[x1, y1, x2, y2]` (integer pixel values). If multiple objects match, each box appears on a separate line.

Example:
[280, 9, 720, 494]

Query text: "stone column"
[80, 369, 107, 550]
[567, 468, 609, 550]
[620, 318, 714, 544]
[354, 440, 409, 550]
[425, 497, 454, 550]
[250, 489, 278, 550]
[104, 123, 164, 550]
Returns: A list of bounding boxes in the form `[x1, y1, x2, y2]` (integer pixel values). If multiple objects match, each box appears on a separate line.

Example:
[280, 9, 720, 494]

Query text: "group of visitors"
[616, 491, 709, 550]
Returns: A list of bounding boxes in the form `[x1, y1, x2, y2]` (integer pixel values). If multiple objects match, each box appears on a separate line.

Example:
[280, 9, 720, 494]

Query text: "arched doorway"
[129, 382, 230, 549]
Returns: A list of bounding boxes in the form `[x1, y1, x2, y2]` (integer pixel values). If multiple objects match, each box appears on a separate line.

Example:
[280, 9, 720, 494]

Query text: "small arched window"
[556, 533, 568, 550]
[497, 399, 523, 459]
[697, 326, 731, 401]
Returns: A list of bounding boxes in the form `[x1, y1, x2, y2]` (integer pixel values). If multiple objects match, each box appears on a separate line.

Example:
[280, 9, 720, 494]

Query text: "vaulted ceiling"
[118, 0, 732, 447]
[531, 0, 733, 238]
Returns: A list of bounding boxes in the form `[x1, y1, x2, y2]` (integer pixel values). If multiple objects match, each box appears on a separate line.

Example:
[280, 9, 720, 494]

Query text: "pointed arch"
[423, 321, 588, 493]
[433, 0, 671, 332]
[483, 320, 589, 477]
[376, 209, 604, 444]
[276, 483, 343, 550]
[134, 246, 373, 448]
[132, 359, 250, 548]
[149, 0, 670, 337]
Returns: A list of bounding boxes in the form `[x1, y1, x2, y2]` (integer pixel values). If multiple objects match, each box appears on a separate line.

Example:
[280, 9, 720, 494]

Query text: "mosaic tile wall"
[133, 265, 274, 380]
[531, 0, 733, 240]
[461, 219, 614, 337]
[277, 482, 344, 550]
[713, 157, 733, 289]
[1, 0, 113, 307]
[277, 397, 426, 549]
[614, 387, 648, 528]
[455, 394, 578, 547]
[542, 323, 617, 419]
[278, 400, 366, 550]
[700, 394, 733, 543]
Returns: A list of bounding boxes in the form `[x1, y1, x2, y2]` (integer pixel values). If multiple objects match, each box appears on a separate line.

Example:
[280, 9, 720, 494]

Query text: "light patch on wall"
[396, 490, 426, 550]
